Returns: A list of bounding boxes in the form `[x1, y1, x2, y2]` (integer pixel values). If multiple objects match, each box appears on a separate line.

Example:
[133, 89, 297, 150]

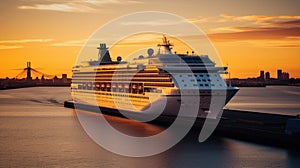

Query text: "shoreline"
[0, 84, 70, 90]
[1, 84, 300, 90]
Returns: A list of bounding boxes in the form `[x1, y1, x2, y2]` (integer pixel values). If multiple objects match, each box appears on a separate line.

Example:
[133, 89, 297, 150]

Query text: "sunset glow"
[1, 0, 300, 78]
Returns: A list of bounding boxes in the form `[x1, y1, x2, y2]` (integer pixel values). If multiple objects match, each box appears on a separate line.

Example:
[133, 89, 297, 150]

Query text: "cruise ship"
[71, 36, 238, 119]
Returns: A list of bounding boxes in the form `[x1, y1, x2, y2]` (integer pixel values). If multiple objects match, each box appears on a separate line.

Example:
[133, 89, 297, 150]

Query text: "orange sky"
[1, 0, 300, 78]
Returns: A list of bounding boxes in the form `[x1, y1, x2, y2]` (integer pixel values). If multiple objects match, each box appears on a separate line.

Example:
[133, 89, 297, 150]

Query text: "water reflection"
[0, 87, 299, 167]
[76, 110, 294, 168]
[226, 86, 300, 115]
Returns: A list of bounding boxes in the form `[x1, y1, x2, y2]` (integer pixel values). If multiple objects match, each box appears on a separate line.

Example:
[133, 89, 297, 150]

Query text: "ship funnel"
[97, 43, 112, 63]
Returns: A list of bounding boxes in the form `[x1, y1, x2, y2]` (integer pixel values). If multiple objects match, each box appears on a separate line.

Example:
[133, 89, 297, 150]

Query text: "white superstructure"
[71, 36, 238, 119]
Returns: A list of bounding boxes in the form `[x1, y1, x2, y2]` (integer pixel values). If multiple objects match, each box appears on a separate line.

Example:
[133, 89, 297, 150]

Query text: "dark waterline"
[0, 87, 299, 167]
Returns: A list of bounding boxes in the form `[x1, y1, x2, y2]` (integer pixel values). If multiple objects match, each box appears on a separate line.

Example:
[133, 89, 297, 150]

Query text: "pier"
[64, 100, 300, 148]
[218, 109, 300, 148]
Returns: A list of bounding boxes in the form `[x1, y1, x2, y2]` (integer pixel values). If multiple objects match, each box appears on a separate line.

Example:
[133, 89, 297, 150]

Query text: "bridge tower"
[25, 62, 32, 80]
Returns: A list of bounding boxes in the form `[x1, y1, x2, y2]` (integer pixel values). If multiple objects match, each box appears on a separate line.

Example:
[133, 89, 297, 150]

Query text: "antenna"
[157, 35, 173, 54]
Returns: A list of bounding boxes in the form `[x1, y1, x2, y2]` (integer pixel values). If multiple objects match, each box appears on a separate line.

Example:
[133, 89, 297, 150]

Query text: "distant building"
[282, 72, 290, 80]
[277, 69, 282, 80]
[62, 74, 68, 83]
[260, 70, 265, 80]
[277, 69, 290, 80]
[265, 72, 270, 80]
[62, 74, 67, 79]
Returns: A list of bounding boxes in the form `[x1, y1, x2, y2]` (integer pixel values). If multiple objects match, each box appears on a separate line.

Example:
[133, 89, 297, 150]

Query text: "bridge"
[15, 62, 55, 80]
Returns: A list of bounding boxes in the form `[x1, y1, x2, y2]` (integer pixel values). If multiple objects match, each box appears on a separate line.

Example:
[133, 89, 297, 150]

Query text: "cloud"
[220, 14, 300, 21]
[0, 38, 53, 50]
[77, 0, 120, 4]
[273, 44, 300, 48]
[187, 15, 234, 24]
[0, 39, 54, 44]
[18, 0, 143, 13]
[209, 27, 300, 41]
[0, 45, 23, 50]
[187, 16, 215, 23]
[259, 19, 300, 27]
[120, 19, 184, 26]
[218, 14, 300, 26]
[75, 0, 142, 4]
[212, 26, 256, 33]
[234, 15, 275, 22]
[189, 14, 300, 27]
[219, 14, 234, 19]
[18, 3, 96, 13]
[205, 14, 300, 46]
[51, 39, 87, 46]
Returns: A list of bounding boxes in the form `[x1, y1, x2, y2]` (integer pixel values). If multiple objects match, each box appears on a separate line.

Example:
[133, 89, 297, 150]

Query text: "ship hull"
[72, 88, 238, 119]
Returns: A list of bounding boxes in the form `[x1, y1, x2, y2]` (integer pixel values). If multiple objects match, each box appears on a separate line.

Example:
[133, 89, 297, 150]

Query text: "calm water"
[0, 86, 299, 167]
[226, 86, 300, 116]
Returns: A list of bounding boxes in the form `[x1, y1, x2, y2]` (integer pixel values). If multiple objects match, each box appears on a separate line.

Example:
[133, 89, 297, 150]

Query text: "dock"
[64, 100, 300, 148]
[219, 109, 300, 148]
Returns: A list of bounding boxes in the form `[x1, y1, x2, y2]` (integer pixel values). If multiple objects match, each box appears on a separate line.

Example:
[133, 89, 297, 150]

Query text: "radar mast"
[157, 35, 173, 55]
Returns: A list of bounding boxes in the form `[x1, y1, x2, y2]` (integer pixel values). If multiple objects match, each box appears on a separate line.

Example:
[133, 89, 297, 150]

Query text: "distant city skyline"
[3, 62, 298, 80]
[257, 69, 291, 80]
[1, 0, 300, 78]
